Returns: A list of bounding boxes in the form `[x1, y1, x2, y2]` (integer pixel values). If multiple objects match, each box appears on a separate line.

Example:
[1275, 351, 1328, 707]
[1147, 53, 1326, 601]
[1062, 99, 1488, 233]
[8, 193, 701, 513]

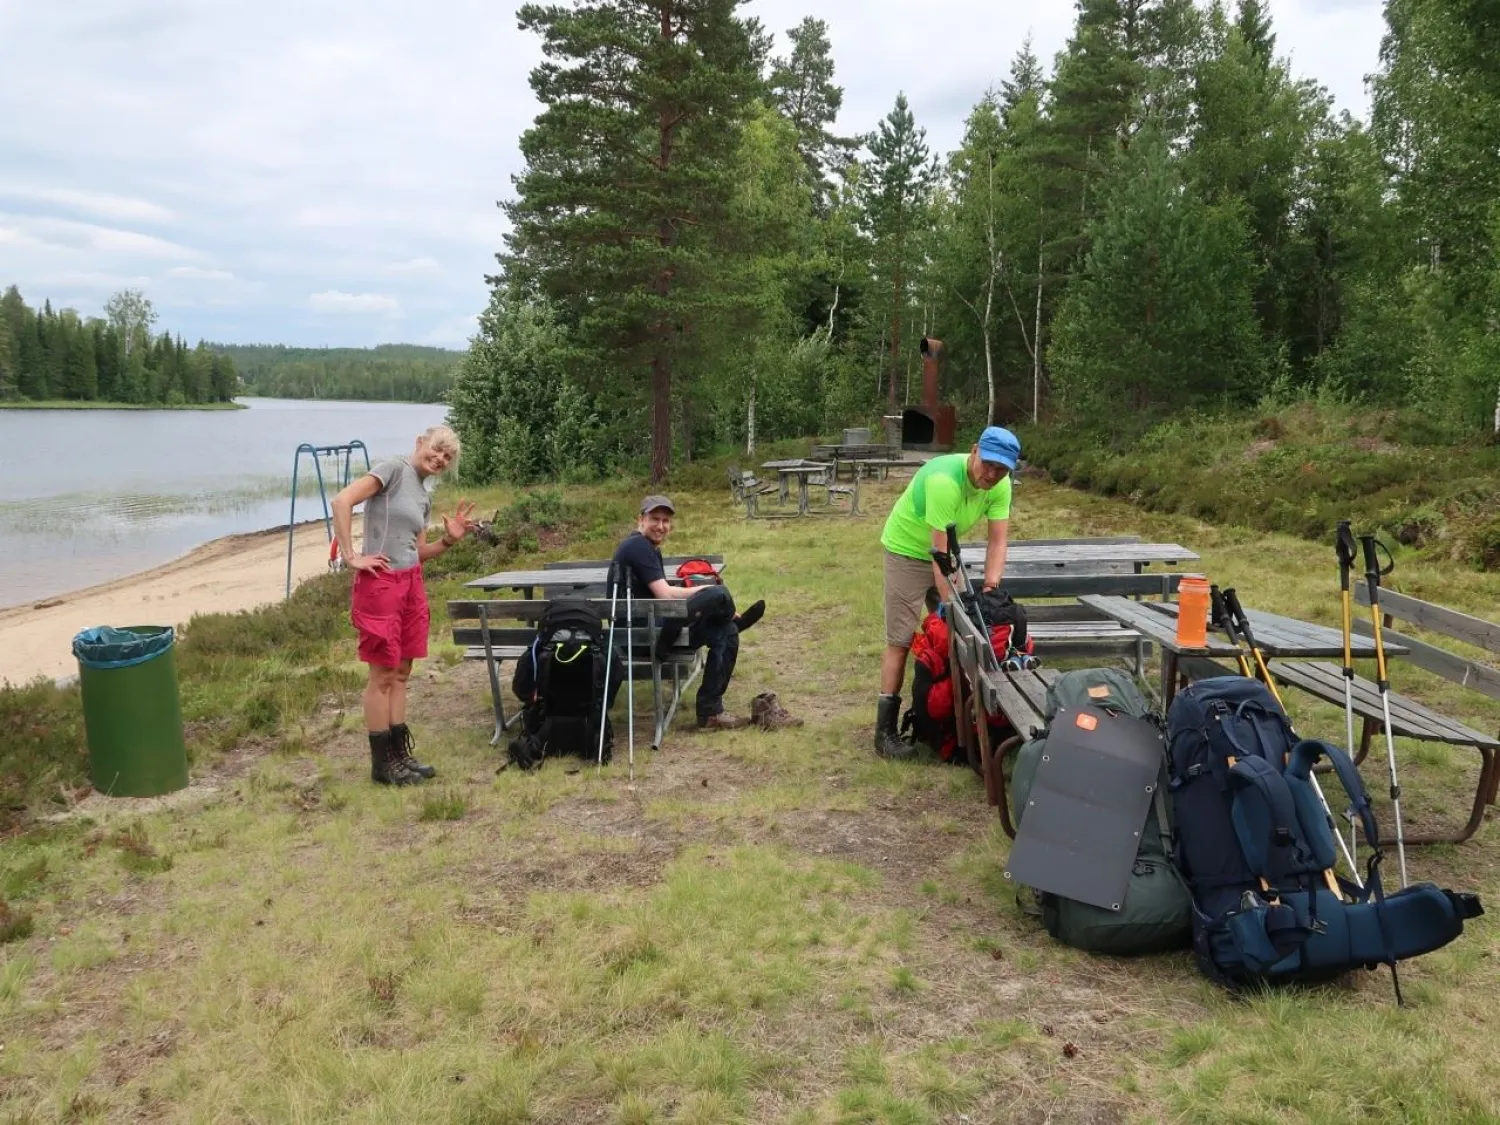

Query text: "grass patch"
[419, 788, 468, 822]
[1019, 399, 1500, 569]
[0, 453, 1497, 1123]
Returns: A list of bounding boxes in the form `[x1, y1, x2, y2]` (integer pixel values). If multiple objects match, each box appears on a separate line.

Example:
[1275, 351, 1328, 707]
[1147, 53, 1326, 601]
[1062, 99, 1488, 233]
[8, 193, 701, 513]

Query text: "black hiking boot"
[370, 730, 422, 786]
[390, 722, 436, 779]
[874, 693, 917, 760]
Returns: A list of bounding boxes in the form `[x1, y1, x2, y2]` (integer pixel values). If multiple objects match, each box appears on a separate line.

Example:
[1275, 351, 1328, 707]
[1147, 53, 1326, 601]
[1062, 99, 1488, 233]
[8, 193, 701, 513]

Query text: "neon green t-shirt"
[880, 454, 1012, 561]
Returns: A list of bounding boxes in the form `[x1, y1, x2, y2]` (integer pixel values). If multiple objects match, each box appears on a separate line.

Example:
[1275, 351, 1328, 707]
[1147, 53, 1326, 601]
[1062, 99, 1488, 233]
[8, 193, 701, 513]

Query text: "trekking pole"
[1359, 534, 1408, 888]
[1335, 520, 1361, 871]
[1223, 587, 1360, 888]
[625, 566, 636, 784]
[598, 570, 621, 773]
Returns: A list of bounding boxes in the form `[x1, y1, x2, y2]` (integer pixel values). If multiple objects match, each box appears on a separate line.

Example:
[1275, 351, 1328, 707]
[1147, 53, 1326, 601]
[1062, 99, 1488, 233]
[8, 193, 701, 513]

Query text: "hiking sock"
[735, 600, 765, 633]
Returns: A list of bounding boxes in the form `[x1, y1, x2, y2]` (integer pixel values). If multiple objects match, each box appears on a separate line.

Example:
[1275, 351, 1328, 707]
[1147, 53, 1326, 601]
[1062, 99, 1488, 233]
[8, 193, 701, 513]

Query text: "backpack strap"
[1286, 739, 1383, 899]
[1227, 755, 1308, 891]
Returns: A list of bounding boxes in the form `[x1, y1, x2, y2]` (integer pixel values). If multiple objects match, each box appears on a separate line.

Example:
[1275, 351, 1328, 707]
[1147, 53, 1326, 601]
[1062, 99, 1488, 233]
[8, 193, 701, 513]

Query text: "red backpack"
[901, 598, 1034, 763]
[675, 558, 722, 586]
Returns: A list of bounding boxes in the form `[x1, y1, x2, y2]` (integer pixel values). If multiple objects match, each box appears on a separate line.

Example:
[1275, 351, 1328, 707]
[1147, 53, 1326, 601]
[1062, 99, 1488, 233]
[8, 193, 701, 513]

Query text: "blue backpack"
[1166, 677, 1482, 999]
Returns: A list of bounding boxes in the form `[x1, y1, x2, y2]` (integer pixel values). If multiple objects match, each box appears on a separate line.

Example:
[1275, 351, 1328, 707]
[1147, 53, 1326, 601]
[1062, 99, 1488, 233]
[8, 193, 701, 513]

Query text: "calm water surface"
[0, 398, 450, 608]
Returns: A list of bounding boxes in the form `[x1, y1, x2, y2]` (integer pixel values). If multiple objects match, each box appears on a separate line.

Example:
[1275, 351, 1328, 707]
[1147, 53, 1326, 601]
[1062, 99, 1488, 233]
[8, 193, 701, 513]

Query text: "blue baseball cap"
[977, 426, 1020, 470]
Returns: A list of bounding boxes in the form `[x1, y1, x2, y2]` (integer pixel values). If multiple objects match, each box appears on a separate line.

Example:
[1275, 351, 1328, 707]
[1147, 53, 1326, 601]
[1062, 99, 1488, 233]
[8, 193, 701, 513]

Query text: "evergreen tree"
[62, 315, 98, 400]
[0, 313, 15, 400]
[1049, 121, 1264, 420]
[858, 92, 938, 413]
[767, 17, 856, 204]
[93, 321, 119, 402]
[502, 0, 763, 482]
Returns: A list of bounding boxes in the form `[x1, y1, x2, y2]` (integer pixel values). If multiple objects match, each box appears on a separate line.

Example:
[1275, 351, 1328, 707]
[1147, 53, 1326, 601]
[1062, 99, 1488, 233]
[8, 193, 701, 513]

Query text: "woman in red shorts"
[331, 424, 476, 786]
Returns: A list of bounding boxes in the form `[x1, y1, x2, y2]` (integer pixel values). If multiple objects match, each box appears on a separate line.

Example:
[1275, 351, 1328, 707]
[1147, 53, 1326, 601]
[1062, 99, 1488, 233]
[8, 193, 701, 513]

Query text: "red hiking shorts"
[351, 565, 429, 668]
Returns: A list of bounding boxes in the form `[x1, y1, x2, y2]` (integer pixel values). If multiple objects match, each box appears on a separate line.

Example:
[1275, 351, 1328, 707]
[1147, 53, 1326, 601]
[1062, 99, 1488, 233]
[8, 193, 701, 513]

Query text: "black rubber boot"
[370, 730, 421, 786]
[874, 694, 916, 759]
[390, 723, 436, 779]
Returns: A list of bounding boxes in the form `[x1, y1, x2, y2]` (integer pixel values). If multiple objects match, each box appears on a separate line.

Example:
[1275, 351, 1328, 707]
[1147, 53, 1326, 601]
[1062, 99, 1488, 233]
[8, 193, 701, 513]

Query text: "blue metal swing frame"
[285, 440, 371, 598]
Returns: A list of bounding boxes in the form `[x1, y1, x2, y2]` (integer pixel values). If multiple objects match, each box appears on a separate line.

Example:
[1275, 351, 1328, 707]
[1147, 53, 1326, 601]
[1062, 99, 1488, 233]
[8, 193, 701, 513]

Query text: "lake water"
[0, 398, 451, 608]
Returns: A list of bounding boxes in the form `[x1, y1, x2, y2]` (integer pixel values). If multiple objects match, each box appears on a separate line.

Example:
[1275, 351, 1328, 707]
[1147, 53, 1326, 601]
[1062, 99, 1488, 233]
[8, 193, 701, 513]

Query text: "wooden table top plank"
[962, 542, 1200, 566]
[1142, 601, 1406, 659]
[1079, 596, 1243, 657]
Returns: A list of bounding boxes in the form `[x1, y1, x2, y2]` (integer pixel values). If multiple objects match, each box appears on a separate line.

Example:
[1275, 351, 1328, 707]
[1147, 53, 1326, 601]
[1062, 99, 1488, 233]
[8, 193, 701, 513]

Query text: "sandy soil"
[0, 516, 361, 688]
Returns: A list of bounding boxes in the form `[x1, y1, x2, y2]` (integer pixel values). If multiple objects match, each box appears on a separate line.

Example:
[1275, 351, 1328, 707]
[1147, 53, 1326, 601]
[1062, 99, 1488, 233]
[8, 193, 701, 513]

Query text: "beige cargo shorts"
[884, 550, 936, 648]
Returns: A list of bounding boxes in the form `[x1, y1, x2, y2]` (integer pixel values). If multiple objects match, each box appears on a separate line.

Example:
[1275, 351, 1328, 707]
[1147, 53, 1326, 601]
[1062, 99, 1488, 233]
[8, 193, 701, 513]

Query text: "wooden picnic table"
[962, 541, 1200, 574]
[1079, 595, 1409, 707]
[763, 461, 834, 514]
[467, 565, 714, 598]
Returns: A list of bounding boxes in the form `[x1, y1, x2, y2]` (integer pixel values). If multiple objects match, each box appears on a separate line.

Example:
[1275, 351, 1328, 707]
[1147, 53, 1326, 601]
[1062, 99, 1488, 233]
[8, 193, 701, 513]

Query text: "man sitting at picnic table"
[874, 426, 1020, 759]
[611, 494, 766, 731]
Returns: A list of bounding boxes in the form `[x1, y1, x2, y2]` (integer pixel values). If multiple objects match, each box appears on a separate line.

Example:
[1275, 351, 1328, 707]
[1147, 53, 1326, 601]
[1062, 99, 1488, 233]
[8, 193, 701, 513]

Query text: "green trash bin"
[72, 626, 189, 798]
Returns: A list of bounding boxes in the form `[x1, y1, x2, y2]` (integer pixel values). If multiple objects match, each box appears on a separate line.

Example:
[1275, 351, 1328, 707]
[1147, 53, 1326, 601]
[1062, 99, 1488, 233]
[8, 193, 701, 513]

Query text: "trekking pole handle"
[1335, 520, 1357, 592]
[1222, 587, 1255, 648]
[1359, 534, 1394, 594]
[1210, 585, 1235, 641]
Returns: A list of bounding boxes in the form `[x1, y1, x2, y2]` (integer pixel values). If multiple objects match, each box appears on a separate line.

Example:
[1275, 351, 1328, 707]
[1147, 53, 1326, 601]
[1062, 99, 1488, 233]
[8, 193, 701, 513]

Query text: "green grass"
[1019, 399, 1500, 569]
[0, 454, 1497, 1121]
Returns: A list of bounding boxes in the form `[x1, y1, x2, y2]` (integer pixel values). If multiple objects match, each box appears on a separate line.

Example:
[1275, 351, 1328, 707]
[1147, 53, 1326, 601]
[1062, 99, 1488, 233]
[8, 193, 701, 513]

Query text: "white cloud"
[0, 0, 1389, 346]
[381, 256, 441, 276]
[308, 290, 402, 316]
[0, 185, 173, 224]
[0, 213, 198, 261]
[168, 265, 235, 280]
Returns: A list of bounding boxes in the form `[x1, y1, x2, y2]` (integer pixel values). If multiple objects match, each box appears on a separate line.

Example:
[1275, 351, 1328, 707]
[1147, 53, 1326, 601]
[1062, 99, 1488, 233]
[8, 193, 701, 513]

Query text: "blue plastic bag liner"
[72, 626, 176, 670]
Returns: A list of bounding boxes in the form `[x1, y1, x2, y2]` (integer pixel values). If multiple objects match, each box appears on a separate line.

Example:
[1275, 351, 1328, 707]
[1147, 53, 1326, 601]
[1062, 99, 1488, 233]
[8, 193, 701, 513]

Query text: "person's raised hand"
[442, 500, 478, 542]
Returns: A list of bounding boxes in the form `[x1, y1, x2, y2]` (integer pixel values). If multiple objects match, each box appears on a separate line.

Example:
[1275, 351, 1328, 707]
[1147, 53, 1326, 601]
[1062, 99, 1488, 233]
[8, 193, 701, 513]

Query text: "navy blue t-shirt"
[611, 531, 665, 599]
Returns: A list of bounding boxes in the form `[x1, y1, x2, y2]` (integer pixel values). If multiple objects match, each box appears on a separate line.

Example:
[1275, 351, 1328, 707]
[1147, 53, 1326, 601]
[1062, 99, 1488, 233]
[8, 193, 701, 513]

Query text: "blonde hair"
[418, 424, 461, 466]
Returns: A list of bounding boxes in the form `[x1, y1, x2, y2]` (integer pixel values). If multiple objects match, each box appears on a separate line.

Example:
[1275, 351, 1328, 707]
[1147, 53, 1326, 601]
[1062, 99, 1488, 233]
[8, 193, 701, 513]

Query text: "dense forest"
[215, 343, 459, 403]
[449, 0, 1500, 485]
[0, 286, 238, 406]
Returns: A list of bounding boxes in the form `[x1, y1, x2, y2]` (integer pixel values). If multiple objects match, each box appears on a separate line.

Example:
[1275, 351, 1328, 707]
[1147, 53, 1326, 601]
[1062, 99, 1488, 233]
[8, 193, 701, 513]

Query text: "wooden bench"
[945, 608, 1063, 833]
[739, 475, 782, 518]
[446, 597, 706, 750]
[1264, 588, 1500, 845]
[1000, 573, 1182, 672]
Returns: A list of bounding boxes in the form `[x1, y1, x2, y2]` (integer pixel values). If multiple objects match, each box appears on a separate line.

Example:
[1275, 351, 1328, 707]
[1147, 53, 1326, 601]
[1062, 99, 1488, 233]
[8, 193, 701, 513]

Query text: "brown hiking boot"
[697, 712, 748, 731]
[750, 692, 803, 731]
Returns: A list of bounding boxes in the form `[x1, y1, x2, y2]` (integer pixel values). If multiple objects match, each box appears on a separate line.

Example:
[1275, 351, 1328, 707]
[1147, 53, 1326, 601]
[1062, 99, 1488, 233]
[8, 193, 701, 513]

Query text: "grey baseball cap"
[640, 494, 675, 514]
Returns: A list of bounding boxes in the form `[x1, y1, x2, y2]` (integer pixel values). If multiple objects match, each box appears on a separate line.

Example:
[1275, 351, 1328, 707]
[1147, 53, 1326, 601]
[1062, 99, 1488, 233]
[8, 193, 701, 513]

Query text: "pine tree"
[62, 316, 98, 400]
[858, 92, 937, 413]
[767, 18, 855, 204]
[1235, 0, 1275, 66]
[1049, 120, 1264, 420]
[502, 0, 763, 482]
[0, 312, 15, 400]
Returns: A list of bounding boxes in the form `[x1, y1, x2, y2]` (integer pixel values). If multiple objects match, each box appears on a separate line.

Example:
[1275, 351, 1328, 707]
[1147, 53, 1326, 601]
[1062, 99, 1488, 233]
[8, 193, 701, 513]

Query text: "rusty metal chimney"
[901, 336, 956, 452]
[919, 337, 944, 408]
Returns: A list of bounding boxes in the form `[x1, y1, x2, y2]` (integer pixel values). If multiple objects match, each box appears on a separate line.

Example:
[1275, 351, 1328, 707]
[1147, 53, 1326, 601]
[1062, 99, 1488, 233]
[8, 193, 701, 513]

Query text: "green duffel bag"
[1009, 668, 1193, 956]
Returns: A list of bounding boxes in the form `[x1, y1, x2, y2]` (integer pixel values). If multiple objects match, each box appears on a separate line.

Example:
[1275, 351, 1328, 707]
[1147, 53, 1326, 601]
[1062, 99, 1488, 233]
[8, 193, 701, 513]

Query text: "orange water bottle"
[1176, 575, 1210, 648]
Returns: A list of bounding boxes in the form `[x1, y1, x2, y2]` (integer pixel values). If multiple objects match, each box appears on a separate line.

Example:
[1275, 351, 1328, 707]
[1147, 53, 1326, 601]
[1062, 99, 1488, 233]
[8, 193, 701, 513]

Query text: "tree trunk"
[887, 252, 904, 414]
[651, 352, 671, 483]
[1033, 239, 1044, 423]
[747, 370, 757, 456]
[983, 279, 995, 426]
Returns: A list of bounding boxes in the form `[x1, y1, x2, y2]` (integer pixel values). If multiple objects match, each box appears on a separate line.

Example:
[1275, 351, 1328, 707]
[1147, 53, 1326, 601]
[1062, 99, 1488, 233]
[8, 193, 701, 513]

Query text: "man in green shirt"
[874, 425, 1020, 758]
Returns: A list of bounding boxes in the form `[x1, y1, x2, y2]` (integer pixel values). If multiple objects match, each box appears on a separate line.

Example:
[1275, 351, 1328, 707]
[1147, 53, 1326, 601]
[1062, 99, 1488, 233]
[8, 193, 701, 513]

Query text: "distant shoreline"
[0, 400, 248, 412]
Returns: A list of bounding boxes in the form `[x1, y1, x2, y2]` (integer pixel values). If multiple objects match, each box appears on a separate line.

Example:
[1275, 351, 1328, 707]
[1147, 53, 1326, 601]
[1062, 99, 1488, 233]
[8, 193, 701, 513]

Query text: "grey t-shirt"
[361, 458, 432, 571]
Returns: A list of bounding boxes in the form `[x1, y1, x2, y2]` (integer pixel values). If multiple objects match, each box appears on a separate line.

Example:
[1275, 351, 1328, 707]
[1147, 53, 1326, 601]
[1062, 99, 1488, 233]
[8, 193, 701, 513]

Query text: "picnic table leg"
[974, 690, 1000, 806]
[779, 475, 790, 505]
[1160, 651, 1180, 710]
[995, 735, 1022, 838]
[799, 477, 810, 516]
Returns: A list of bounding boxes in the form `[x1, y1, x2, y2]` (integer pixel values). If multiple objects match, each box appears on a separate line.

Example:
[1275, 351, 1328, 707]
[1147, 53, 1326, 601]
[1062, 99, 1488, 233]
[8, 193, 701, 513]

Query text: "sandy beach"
[0, 516, 362, 687]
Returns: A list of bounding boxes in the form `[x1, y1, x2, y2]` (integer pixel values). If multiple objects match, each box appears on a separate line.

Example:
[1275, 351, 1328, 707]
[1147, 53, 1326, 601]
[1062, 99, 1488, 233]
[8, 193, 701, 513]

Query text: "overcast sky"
[0, 0, 1385, 351]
